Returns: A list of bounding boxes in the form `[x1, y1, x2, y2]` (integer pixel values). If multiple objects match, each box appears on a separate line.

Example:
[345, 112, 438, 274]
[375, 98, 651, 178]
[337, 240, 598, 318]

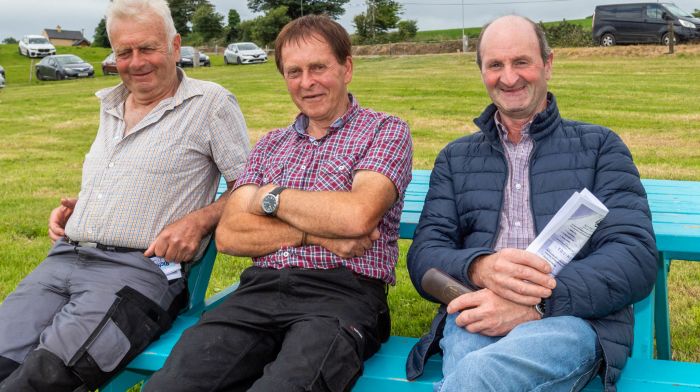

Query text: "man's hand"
[308, 228, 380, 259]
[469, 248, 556, 306]
[447, 288, 541, 336]
[145, 214, 208, 263]
[48, 198, 77, 243]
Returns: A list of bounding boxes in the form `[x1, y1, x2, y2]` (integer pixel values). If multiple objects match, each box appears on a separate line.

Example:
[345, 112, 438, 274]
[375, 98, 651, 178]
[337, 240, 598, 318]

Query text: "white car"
[19, 35, 56, 58]
[224, 42, 268, 65]
[0, 73, 5, 89]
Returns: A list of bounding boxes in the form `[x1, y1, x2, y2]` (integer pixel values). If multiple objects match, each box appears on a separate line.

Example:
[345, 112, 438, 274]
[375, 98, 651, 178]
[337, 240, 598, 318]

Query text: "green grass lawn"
[1, 42, 699, 362]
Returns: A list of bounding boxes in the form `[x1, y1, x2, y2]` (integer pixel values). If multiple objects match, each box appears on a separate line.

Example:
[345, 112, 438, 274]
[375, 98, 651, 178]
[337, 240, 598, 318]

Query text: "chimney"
[56, 25, 62, 32]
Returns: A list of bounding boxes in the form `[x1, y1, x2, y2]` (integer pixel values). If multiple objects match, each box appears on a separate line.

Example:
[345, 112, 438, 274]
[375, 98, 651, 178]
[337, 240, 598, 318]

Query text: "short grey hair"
[476, 15, 551, 69]
[106, 0, 177, 51]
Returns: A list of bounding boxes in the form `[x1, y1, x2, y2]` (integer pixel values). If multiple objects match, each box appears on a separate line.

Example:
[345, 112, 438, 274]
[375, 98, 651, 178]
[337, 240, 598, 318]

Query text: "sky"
[1, 0, 698, 42]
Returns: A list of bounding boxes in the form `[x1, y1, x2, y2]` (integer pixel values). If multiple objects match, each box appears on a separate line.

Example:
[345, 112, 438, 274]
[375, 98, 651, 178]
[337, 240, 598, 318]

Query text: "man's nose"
[300, 71, 315, 89]
[500, 65, 520, 86]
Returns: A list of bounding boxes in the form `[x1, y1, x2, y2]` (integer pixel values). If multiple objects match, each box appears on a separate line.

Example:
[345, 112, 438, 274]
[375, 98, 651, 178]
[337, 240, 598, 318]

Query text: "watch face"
[262, 194, 277, 214]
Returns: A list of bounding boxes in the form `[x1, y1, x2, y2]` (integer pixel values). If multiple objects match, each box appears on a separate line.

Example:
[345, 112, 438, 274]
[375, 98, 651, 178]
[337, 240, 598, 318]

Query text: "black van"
[593, 2, 700, 46]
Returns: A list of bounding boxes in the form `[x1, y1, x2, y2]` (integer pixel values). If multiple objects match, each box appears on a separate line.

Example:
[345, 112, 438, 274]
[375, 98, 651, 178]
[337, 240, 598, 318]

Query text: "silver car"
[224, 42, 268, 65]
[0, 65, 5, 88]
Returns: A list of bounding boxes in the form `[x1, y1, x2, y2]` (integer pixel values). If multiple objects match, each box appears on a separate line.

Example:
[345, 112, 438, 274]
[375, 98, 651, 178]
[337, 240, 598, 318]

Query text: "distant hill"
[414, 17, 593, 42]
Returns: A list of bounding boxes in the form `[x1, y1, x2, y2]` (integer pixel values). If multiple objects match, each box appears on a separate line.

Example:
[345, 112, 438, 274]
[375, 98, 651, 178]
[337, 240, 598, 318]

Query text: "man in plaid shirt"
[146, 15, 412, 392]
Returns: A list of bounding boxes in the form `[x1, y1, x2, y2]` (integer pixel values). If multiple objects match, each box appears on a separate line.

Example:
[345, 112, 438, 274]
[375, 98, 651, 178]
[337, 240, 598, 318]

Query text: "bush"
[539, 20, 593, 48]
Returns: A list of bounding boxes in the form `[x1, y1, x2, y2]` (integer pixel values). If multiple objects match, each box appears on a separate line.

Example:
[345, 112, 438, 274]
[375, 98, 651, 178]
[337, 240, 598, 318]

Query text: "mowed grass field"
[1, 43, 699, 361]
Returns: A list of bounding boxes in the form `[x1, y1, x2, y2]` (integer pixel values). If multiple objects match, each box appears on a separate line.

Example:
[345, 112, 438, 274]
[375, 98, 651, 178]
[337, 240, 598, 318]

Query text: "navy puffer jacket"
[405, 94, 657, 391]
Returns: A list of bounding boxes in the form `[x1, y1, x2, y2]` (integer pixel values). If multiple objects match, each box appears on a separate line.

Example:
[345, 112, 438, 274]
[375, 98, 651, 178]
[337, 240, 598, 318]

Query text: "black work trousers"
[145, 266, 391, 392]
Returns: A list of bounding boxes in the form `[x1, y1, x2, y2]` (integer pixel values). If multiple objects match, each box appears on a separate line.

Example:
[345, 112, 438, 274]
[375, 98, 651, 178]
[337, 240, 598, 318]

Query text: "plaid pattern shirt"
[65, 69, 250, 255]
[235, 95, 412, 284]
[493, 112, 537, 250]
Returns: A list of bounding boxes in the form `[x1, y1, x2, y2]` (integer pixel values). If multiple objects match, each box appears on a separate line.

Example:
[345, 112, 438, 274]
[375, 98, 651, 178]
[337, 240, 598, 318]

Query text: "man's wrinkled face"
[281, 35, 352, 126]
[479, 17, 552, 122]
[110, 13, 180, 99]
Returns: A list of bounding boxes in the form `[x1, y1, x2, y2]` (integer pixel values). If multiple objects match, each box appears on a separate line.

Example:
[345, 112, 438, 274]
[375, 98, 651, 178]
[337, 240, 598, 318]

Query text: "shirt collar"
[293, 93, 359, 138]
[96, 68, 202, 111]
[494, 111, 533, 142]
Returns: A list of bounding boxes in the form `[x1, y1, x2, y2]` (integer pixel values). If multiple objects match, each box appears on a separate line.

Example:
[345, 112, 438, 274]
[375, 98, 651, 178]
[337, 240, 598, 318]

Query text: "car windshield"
[29, 37, 50, 44]
[56, 55, 84, 65]
[237, 43, 259, 51]
[181, 47, 194, 56]
[105, 53, 115, 62]
[663, 4, 692, 17]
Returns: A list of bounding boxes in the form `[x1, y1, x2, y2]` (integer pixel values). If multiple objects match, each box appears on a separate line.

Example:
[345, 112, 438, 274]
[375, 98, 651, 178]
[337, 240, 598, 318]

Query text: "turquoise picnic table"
[102, 170, 700, 391]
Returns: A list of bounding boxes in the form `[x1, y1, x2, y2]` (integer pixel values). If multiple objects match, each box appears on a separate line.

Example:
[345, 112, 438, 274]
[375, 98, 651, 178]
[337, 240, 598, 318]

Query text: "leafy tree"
[247, 0, 349, 20]
[693, 9, 700, 18]
[192, 3, 224, 43]
[396, 20, 418, 41]
[353, 0, 402, 43]
[239, 6, 291, 47]
[168, 0, 212, 35]
[92, 17, 111, 48]
[2, 37, 18, 44]
[225, 9, 242, 43]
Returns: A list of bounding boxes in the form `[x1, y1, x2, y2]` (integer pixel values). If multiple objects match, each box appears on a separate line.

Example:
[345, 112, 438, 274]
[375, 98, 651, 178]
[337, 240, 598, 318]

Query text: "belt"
[64, 237, 145, 253]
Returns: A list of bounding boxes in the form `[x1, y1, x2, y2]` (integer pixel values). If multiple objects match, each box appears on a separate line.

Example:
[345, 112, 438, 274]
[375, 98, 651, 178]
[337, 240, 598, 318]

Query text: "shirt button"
[338, 165, 346, 170]
[515, 183, 522, 190]
[113, 136, 120, 141]
[283, 251, 290, 257]
[301, 165, 306, 170]
[108, 162, 115, 168]
[87, 229, 93, 234]
[514, 221, 522, 227]
[97, 194, 103, 200]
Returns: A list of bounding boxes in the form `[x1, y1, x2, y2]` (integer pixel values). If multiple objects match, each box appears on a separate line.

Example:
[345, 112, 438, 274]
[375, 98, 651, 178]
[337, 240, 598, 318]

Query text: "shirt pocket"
[263, 160, 286, 185]
[315, 155, 355, 191]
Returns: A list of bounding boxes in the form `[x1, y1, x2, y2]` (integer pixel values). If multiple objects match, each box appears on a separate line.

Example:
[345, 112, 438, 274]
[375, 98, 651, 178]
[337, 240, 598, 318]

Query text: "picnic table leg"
[654, 254, 672, 360]
[631, 287, 654, 359]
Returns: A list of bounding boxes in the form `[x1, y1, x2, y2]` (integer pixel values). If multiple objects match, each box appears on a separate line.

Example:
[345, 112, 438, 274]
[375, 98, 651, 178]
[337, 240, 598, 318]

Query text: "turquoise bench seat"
[102, 172, 700, 391]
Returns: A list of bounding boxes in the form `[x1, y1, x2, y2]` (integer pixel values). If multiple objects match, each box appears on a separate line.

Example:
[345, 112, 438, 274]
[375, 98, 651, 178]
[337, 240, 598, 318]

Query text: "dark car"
[0, 65, 5, 79]
[178, 46, 210, 67]
[102, 52, 118, 75]
[593, 2, 700, 46]
[36, 54, 94, 81]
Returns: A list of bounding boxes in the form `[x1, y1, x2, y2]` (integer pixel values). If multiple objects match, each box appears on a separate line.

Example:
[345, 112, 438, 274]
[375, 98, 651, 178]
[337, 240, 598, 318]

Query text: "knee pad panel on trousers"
[68, 286, 174, 390]
[308, 320, 364, 392]
[0, 356, 19, 384]
[0, 349, 82, 392]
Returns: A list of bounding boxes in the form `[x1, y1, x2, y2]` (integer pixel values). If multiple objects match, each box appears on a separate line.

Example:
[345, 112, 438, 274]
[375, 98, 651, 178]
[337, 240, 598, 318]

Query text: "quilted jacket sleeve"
[407, 147, 494, 302]
[545, 130, 658, 319]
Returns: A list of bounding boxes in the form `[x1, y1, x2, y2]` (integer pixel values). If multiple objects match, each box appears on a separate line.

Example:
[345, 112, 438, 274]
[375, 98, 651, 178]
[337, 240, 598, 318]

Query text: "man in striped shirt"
[146, 15, 412, 392]
[0, 1, 249, 390]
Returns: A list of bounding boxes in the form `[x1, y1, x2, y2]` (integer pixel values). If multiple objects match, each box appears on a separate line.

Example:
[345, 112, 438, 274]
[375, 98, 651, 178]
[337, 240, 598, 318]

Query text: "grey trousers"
[0, 239, 186, 390]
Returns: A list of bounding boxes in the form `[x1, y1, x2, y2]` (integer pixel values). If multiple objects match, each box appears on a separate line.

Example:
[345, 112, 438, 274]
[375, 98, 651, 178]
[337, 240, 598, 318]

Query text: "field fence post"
[29, 59, 34, 82]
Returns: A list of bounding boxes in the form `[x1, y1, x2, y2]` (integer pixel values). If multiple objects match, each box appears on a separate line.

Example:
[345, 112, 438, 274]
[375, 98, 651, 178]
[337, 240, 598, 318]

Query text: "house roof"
[44, 29, 85, 41]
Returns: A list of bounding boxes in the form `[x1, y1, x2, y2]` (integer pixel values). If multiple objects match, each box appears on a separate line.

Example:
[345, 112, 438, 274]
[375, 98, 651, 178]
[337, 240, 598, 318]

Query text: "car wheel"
[662, 33, 677, 46]
[36, 70, 42, 81]
[600, 33, 615, 47]
[57, 71, 64, 80]
[224, 56, 229, 65]
[18, 47, 22, 55]
[236, 56, 242, 65]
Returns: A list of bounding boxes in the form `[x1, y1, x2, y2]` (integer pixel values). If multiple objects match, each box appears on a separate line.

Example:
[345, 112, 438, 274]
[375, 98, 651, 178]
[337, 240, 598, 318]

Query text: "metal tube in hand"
[421, 268, 472, 305]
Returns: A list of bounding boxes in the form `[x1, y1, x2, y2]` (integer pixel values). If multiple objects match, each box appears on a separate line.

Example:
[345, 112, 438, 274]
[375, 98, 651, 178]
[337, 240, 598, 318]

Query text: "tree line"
[91, 0, 418, 49]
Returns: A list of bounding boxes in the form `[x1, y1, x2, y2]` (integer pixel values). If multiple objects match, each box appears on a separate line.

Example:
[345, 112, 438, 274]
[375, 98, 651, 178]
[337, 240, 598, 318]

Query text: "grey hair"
[476, 15, 551, 69]
[106, 0, 177, 51]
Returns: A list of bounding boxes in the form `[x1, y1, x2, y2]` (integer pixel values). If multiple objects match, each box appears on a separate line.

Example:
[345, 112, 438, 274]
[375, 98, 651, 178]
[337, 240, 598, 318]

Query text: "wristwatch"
[534, 299, 546, 317]
[261, 186, 287, 216]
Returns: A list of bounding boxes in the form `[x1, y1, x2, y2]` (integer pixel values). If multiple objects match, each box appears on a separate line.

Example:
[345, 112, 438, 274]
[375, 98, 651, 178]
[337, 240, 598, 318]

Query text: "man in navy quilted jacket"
[405, 15, 657, 392]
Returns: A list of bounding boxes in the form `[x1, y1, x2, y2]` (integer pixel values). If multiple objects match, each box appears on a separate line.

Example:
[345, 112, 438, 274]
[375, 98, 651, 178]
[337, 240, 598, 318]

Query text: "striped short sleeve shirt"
[234, 95, 413, 284]
[65, 70, 250, 253]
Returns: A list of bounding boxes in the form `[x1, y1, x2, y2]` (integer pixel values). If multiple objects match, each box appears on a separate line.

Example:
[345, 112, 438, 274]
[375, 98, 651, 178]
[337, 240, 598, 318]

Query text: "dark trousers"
[145, 266, 391, 392]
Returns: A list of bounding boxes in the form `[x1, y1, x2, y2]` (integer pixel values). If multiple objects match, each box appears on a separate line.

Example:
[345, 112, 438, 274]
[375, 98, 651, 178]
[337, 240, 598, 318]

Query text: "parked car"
[593, 2, 700, 46]
[178, 46, 210, 67]
[224, 42, 268, 65]
[18, 35, 56, 57]
[0, 65, 5, 79]
[0, 73, 5, 89]
[35, 54, 94, 81]
[102, 52, 118, 75]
